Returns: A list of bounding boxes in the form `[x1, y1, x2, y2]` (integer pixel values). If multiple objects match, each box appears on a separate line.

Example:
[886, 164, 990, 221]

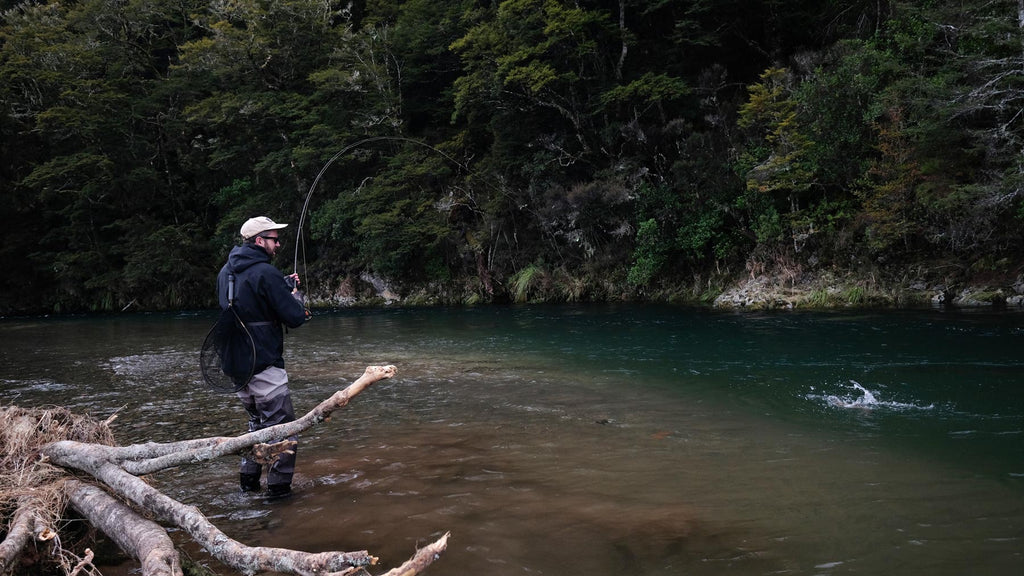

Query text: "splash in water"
[810, 380, 935, 411]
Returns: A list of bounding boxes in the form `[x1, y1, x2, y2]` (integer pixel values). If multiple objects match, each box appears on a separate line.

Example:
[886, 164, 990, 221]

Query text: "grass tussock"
[1, 405, 118, 569]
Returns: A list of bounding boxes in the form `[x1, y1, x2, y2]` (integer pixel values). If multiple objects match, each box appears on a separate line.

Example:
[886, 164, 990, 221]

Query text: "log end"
[364, 365, 397, 381]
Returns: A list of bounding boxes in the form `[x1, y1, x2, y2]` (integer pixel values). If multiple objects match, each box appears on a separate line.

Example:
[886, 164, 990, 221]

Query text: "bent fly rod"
[290, 135, 474, 285]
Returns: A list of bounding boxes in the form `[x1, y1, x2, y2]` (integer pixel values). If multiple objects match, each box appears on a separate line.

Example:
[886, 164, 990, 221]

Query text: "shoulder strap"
[225, 261, 238, 307]
[226, 273, 236, 306]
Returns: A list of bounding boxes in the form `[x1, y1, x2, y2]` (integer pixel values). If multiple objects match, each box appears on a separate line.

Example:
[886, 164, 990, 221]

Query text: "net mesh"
[200, 306, 255, 393]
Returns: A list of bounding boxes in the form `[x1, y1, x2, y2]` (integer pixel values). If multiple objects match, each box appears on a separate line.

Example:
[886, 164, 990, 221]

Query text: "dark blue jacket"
[217, 244, 306, 376]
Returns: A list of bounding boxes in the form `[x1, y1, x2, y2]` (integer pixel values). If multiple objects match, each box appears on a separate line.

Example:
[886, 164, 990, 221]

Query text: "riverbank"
[306, 264, 1024, 312]
[709, 271, 1024, 310]
[7, 263, 1022, 318]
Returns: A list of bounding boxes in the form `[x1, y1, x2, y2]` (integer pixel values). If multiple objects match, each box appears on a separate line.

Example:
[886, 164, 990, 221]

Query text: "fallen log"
[1, 365, 449, 576]
[66, 480, 180, 576]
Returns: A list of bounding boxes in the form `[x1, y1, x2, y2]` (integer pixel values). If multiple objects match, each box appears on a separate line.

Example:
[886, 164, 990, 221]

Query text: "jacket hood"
[226, 244, 270, 274]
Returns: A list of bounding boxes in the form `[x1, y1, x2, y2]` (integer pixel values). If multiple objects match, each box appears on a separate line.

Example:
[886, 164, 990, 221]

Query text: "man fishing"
[217, 216, 308, 500]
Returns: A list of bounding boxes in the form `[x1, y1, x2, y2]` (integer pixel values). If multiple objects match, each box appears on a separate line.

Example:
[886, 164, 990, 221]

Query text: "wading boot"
[239, 473, 261, 493]
[265, 483, 292, 501]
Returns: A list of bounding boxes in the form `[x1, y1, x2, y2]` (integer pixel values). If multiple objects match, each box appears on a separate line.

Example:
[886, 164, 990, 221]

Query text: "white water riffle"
[809, 380, 937, 411]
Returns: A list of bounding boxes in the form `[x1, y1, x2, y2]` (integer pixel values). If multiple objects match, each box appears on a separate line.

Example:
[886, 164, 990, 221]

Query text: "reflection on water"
[1, 306, 1023, 575]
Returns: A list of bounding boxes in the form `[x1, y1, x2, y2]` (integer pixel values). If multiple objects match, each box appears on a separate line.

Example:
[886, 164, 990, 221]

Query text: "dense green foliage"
[3, 0, 1024, 313]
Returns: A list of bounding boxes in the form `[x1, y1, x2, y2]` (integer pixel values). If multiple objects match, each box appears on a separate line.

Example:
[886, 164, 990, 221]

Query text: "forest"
[3, 0, 1024, 314]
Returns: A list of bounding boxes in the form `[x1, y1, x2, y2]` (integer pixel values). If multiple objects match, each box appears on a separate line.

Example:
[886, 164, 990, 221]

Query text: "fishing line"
[200, 137, 470, 388]
[291, 135, 481, 293]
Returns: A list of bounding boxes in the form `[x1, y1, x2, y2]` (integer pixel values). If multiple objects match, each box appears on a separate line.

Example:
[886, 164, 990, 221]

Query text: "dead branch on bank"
[1, 365, 449, 576]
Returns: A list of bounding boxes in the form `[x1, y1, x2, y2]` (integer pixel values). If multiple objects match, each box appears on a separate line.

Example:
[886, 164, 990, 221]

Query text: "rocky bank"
[711, 271, 1024, 310]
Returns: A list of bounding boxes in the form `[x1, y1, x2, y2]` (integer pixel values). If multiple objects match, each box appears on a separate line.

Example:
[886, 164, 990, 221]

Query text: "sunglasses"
[260, 235, 281, 244]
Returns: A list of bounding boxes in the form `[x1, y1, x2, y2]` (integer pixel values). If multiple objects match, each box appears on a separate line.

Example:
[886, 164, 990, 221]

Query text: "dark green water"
[2, 305, 1023, 575]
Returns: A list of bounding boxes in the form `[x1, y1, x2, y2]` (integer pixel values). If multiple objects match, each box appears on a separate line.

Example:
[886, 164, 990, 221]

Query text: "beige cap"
[240, 216, 288, 240]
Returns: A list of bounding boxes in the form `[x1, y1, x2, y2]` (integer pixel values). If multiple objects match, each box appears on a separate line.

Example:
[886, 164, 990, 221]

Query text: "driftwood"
[0, 365, 449, 576]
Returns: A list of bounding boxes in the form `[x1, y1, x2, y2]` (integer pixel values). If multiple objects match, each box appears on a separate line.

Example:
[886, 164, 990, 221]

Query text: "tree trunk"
[66, 480, 182, 576]
[1, 365, 449, 576]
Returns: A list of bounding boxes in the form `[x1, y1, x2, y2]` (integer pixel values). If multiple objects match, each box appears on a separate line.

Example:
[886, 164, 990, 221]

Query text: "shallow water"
[2, 305, 1023, 575]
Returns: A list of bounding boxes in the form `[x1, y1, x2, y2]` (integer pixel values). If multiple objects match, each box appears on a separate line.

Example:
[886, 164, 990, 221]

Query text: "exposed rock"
[360, 272, 401, 304]
[951, 288, 996, 308]
[713, 276, 797, 309]
[713, 270, 1023, 311]
[1013, 275, 1024, 295]
[308, 273, 403, 307]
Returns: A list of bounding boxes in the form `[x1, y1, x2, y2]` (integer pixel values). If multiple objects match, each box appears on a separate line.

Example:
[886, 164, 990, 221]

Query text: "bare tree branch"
[104, 365, 398, 476]
[377, 533, 451, 576]
[0, 496, 47, 573]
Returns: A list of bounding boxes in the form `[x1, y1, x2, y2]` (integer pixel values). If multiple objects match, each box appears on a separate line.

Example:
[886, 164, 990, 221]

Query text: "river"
[2, 304, 1022, 575]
